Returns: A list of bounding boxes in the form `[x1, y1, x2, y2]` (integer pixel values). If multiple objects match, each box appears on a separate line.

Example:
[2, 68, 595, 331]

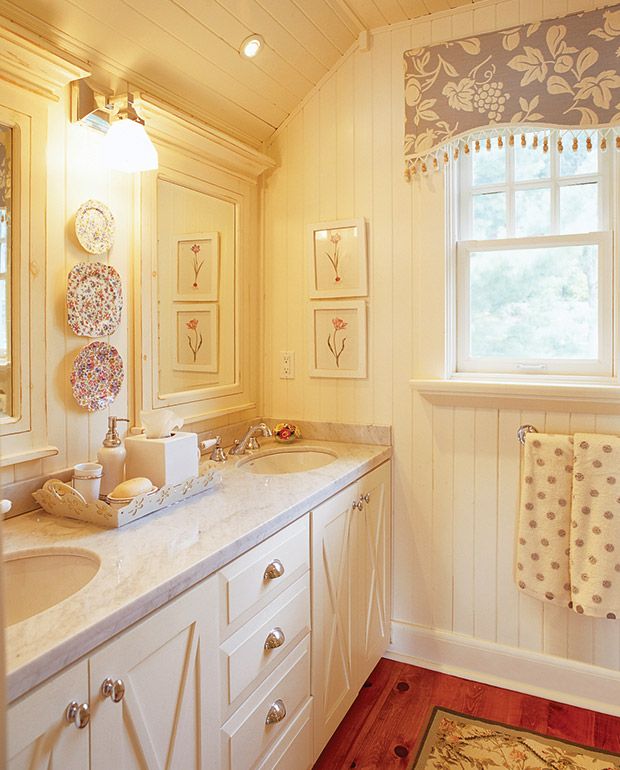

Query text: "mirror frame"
[136, 101, 274, 427]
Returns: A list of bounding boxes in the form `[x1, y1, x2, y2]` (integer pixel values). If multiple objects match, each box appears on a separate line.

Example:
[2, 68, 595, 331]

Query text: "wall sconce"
[71, 80, 158, 173]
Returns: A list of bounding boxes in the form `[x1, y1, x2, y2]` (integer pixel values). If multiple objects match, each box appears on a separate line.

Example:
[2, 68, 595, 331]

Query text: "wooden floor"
[314, 658, 620, 769]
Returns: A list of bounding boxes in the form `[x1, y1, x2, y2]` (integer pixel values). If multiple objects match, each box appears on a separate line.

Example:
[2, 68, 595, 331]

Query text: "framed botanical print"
[309, 300, 367, 378]
[308, 218, 367, 298]
[174, 231, 220, 301]
[173, 304, 219, 373]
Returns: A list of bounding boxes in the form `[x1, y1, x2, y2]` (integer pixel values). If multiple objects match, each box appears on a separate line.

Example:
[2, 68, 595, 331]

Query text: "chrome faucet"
[229, 422, 272, 455]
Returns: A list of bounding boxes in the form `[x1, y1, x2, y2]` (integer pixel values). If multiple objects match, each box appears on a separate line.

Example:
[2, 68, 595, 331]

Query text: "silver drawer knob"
[264, 627, 286, 650]
[265, 698, 287, 725]
[101, 677, 126, 703]
[352, 499, 363, 511]
[264, 559, 285, 580]
[362, 492, 370, 504]
[66, 701, 90, 729]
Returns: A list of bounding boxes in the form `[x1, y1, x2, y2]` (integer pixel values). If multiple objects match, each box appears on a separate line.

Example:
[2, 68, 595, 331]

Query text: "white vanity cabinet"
[311, 461, 391, 758]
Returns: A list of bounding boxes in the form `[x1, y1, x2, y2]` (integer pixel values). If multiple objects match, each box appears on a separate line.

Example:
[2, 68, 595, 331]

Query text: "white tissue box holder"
[125, 431, 199, 488]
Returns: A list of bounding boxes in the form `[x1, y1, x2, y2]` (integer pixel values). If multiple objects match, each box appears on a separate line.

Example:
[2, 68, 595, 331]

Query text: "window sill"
[410, 379, 620, 413]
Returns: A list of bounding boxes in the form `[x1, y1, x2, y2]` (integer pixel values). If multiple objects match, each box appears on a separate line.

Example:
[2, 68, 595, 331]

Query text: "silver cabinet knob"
[362, 492, 371, 504]
[265, 698, 287, 725]
[66, 701, 90, 729]
[264, 559, 285, 580]
[352, 499, 363, 511]
[264, 627, 286, 650]
[101, 677, 126, 703]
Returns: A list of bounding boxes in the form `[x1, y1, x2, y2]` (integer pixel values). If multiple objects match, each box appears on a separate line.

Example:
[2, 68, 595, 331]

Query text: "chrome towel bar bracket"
[517, 424, 539, 445]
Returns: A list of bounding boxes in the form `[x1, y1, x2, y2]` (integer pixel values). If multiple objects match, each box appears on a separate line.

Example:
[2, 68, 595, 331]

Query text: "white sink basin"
[237, 447, 337, 475]
[4, 548, 100, 626]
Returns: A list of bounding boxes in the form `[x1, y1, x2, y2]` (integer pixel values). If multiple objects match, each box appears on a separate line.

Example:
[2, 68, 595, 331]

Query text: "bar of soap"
[110, 477, 153, 499]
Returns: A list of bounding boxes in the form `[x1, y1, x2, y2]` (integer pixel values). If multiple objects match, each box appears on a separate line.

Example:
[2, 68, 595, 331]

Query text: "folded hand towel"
[516, 433, 573, 608]
[570, 433, 620, 619]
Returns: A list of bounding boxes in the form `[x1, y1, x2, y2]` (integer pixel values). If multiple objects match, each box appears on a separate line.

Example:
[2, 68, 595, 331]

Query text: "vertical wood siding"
[263, 0, 620, 671]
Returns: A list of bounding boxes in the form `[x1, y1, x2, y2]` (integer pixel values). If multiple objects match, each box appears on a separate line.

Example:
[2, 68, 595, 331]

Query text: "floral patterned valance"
[404, 4, 620, 176]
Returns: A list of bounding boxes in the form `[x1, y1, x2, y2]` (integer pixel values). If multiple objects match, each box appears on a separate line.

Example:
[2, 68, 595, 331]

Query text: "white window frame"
[450, 131, 618, 380]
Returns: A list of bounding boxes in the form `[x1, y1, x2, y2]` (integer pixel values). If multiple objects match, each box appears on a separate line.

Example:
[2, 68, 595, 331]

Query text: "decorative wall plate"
[67, 262, 123, 336]
[75, 199, 115, 254]
[70, 341, 124, 411]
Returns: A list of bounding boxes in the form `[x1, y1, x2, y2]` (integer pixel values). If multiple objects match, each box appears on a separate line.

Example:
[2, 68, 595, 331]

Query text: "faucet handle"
[200, 436, 227, 462]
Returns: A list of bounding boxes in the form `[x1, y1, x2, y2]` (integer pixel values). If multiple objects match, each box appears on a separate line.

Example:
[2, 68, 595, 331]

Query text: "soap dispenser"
[98, 416, 130, 496]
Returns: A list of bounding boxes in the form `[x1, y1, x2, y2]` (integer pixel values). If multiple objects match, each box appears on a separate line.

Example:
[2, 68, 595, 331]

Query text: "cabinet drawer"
[256, 699, 313, 770]
[221, 636, 310, 770]
[221, 572, 310, 712]
[219, 515, 309, 636]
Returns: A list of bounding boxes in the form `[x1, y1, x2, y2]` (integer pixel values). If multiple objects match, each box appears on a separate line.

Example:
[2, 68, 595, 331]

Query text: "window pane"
[515, 188, 551, 236]
[560, 183, 598, 234]
[472, 192, 506, 239]
[560, 140, 598, 176]
[468, 245, 598, 359]
[514, 144, 550, 181]
[472, 143, 506, 185]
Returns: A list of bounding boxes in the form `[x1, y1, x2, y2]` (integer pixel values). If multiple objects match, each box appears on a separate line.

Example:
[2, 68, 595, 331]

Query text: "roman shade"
[404, 4, 620, 176]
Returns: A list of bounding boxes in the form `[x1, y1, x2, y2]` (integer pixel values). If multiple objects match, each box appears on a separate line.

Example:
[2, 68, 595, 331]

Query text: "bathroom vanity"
[5, 440, 391, 770]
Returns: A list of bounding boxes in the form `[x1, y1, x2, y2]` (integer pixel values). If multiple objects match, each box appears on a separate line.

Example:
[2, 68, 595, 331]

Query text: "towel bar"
[517, 424, 538, 444]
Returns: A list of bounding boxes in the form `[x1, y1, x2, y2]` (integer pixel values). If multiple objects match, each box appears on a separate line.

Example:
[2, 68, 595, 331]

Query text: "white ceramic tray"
[32, 470, 220, 528]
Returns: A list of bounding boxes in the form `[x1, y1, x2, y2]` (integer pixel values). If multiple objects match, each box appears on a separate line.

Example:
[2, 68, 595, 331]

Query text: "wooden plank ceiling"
[0, 0, 480, 147]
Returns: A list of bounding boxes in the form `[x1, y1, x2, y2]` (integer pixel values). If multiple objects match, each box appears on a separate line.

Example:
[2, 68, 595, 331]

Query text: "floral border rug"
[411, 707, 620, 769]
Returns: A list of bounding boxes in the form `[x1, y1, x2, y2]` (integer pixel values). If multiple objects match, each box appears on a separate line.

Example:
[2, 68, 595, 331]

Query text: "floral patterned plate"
[67, 262, 123, 337]
[75, 199, 115, 255]
[70, 341, 124, 412]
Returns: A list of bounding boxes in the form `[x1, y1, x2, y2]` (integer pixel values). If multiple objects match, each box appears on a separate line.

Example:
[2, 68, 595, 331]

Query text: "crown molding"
[141, 97, 276, 182]
[0, 23, 89, 100]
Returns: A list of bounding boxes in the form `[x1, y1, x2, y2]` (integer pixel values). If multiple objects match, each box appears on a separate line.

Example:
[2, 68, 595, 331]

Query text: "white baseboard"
[388, 621, 620, 717]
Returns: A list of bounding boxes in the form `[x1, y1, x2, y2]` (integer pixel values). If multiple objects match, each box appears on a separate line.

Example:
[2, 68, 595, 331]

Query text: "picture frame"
[173, 304, 219, 373]
[308, 218, 367, 298]
[173, 231, 220, 301]
[309, 300, 367, 378]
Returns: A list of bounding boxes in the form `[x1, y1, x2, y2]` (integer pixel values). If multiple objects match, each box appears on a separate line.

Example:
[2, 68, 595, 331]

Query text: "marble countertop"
[5, 439, 391, 703]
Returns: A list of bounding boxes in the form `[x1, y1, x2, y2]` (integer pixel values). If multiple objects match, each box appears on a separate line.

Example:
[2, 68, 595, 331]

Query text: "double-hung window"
[454, 130, 614, 378]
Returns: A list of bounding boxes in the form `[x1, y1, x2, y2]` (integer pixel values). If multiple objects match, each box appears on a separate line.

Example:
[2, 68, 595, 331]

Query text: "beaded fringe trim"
[404, 127, 620, 180]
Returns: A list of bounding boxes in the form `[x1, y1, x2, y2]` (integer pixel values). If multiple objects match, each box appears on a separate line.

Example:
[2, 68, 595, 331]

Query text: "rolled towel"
[516, 432, 573, 607]
[571, 433, 620, 619]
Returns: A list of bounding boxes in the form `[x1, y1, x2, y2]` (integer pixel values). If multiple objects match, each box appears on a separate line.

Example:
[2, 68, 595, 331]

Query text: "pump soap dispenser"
[98, 416, 130, 496]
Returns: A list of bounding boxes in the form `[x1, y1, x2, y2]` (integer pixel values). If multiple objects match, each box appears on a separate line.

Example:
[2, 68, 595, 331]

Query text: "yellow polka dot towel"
[570, 433, 620, 619]
[517, 433, 573, 609]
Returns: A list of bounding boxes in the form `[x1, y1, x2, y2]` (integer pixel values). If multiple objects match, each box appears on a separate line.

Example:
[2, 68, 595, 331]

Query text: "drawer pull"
[264, 627, 286, 650]
[352, 499, 363, 511]
[265, 698, 287, 725]
[264, 559, 285, 580]
[66, 701, 90, 729]
[362, 492, 371, 504]
[101, 677, 126, 703]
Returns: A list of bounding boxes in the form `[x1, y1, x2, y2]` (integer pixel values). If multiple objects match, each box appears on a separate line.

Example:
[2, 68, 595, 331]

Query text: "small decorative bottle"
[97, 416, 130, 497]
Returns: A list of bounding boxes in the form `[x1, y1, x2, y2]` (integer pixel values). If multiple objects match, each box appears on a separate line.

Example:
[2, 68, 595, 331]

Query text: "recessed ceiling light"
[240, 34, 263, 58]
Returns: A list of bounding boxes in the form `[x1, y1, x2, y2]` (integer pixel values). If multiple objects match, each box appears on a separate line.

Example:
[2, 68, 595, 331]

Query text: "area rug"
[411, 707, 620, 769]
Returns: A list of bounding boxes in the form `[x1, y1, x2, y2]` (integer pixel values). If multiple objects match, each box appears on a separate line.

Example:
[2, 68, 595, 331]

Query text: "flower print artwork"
[327, 317, 347, 367]
[311, 302, 366, 378]
[309, 220, 367, 298]
[186, 318, 203, 363]
[175, 233, 220, 301]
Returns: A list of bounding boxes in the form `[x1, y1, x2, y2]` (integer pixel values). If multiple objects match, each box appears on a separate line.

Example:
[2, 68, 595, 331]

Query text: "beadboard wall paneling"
[262, 0, 620, 678]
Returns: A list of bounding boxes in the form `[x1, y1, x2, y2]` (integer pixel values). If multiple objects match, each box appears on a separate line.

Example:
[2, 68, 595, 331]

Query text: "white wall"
[263, 0, 620, 696]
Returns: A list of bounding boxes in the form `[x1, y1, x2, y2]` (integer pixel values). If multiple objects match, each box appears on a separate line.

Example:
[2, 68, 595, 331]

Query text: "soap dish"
[33, 472, 218, 528]
[106, 485, 158, 506]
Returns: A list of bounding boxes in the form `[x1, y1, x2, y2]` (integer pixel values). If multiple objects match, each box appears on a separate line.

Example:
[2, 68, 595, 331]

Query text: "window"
[454, 130, 614, 378]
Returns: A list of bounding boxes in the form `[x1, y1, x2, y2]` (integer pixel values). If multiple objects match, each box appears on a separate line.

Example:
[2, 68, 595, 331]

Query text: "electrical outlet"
[280, 351, 295, 379]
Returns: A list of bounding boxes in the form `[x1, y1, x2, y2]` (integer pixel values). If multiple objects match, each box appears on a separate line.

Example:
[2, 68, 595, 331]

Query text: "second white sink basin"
[4, 548, 100, 626]
[238, 447, 337, 475]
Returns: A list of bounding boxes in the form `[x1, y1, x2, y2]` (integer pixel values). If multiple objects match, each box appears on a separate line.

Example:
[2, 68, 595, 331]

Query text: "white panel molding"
[388, 621, 620, 716]
[411, 378, 620, 413]
[0, 25, 89, 100]
[141, 98, 276, 183]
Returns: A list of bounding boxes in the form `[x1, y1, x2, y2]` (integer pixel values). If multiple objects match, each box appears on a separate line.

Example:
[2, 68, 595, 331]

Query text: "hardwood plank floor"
[313, 658, 620, 769]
